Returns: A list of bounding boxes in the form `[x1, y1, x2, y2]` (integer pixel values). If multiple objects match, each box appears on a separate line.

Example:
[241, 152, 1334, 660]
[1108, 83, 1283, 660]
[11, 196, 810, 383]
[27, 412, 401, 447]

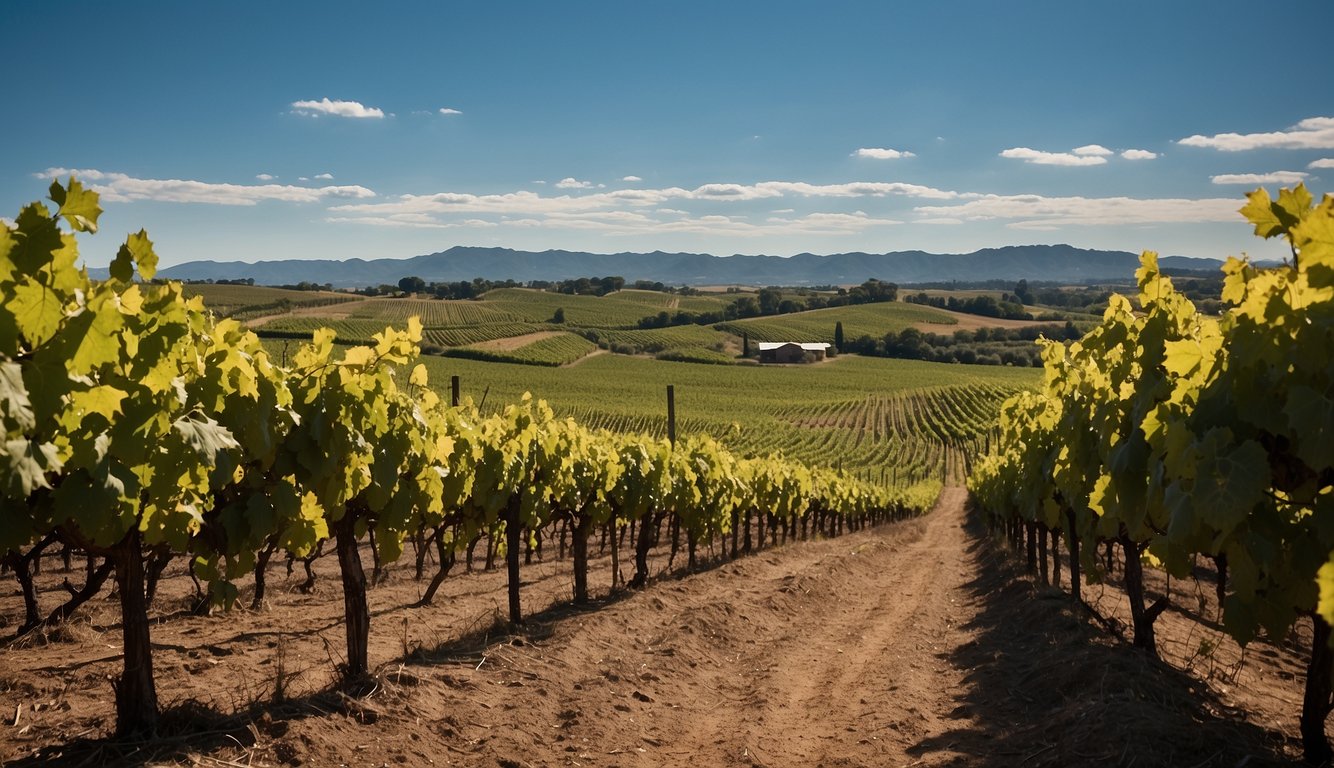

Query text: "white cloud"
[855, 148, 916, 160]
[1210, 171, 1308, 185]
[290, 98, 385, 119]
[314, 172, 334, 180]
[298, 177, 309, 182]
[716, 180, 962, 200]
[1121, 149, 1158, 160]
[913, 217, 964, 226]
[37, 168, 375, 206]
[328, 179, 967, 222]
[327, 214, 494, 229]
[256, 173, 276, 181]
[556, 177, 594, 189]
[1179, 116, 1334, 151]
[438, 108, 462, 115]
[1072, 144, 1113, 157]
[1309, 158, 1334, 169]
[764, 211, 902, 232]
[914, 193, 1241, 228]
[325, 177, 971, 218]
[999, 147, 1108, 166]
[621, 175, 643, 182]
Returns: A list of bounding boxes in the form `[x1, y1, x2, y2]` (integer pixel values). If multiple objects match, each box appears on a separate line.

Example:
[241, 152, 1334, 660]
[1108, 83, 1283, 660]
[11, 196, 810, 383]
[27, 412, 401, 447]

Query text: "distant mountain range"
[148, 245, 1229, 288]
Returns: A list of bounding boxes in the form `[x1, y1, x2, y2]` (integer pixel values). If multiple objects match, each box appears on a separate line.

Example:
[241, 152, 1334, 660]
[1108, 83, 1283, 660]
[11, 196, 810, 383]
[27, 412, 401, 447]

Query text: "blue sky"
[4, 1, 1331, 268]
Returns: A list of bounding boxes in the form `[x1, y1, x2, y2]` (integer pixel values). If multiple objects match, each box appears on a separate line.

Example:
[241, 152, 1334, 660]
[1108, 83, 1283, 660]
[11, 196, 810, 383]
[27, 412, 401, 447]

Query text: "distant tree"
[398, 275, 426, 294]
[834, 321, 845, 353]
[742, 333, 750, 357]
[730, 296, 760, 319]
[758, 287, 783, 315]
[1013, 279, 1034, 305]
[552, 307, 566, 323]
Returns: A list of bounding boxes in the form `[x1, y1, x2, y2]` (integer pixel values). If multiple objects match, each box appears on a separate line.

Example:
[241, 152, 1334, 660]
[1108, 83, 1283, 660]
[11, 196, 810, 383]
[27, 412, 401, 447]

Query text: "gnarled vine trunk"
[334, 512, 370, 681]
[1301, 613, 1334, 765]
[112, 526, 158, 736]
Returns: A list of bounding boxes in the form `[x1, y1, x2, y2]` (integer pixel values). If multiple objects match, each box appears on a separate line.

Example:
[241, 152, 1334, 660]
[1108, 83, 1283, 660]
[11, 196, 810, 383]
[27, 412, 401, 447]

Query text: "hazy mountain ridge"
[149, 245, 1228, 288]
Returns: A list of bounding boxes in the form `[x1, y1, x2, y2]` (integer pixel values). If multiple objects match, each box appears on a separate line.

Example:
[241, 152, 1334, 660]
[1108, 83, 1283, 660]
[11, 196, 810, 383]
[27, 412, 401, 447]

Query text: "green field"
[182, 284, 357, 319]
[584, 324, 736, 354]
[415, 353, 1037, 483]
[422, 323, 550, 348]
[219, 281, 1039, 484]
[442, 331, 599, 366]
[229, 285, 971, 365]
[477, 287, 714, 327]
[716, 301, 958, 343]
[345, 297, 525, 325]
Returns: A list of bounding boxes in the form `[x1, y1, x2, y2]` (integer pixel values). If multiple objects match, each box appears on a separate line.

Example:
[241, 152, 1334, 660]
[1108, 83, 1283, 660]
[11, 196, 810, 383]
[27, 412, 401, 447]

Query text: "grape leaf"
[1194, 436, 1269, 537]
[70, 385, 129, 422]
[119, 230, 158, 281]
[1240, 188, 1285, 240]
[10, 281, 65, 347]
[0, 361, 35, 431]
[173, 414, 240, 462]
[48, 178, 102, 234]
[1284, 385, 1334, 470]
[2, 438, 61, 496]
[1321, 560, 1334, 629]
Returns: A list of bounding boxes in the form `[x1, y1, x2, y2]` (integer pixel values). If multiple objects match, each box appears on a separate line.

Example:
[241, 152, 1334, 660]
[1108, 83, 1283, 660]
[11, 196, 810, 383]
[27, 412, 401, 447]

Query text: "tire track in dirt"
[659, 487, 976, 766]
[490, 487, 979, 767]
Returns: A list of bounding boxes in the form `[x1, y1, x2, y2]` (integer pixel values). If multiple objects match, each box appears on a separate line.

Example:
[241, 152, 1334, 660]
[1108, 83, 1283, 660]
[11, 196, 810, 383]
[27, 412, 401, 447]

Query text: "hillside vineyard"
[970, 186, 1334, 762]
[0, 179, 937, 737]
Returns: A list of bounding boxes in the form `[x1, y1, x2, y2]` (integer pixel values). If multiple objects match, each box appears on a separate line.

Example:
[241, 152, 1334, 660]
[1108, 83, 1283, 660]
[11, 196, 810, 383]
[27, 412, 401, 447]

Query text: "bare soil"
[912, 309, 1056, 333]
[0, 490, 1309, 767]
[468, 331, 565, 352]
[243, 300, 370, 328]
[560, 348, 609, 367]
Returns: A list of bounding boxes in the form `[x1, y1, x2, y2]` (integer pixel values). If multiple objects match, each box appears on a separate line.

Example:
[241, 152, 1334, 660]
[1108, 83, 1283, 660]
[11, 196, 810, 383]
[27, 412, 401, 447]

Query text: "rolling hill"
[154, 244, 1228, 288]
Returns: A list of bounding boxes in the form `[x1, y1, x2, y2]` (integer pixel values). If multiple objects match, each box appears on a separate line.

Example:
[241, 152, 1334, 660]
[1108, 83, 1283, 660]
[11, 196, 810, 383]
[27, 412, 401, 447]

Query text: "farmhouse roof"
[756, 342, 831, 351]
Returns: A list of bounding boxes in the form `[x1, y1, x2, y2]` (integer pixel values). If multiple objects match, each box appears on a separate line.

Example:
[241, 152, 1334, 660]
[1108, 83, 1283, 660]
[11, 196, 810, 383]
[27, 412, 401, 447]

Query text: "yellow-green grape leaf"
[280, 491, 328, 558]
[119, 230, 158, 281]
[1275, 185, 1314, 231]
[0, 362, 35, 431]
[2, 438, 61, 495]
[10, 281, 65, 347]
[1238, 187, 1286, 240]
[1318, 558, 1334, 627]
[172, 414, 241, 462]
[8, 204, 62, 278]
[59, 294, 125, 372]
[1294, 197, 1334, 282]
[69, 385, 128, 421]
[48, 178, 102, 234]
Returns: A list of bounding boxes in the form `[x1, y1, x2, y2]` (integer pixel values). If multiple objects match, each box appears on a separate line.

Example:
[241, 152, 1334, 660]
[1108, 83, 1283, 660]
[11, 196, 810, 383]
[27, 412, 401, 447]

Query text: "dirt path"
[647, 487, 974, 765]
[469, 329, 564, 351]
[1, 488, 1302, 767]
[428, 488, 980, 767]
[912, 308, 1055, 333]
[561, 347, 609, 367]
